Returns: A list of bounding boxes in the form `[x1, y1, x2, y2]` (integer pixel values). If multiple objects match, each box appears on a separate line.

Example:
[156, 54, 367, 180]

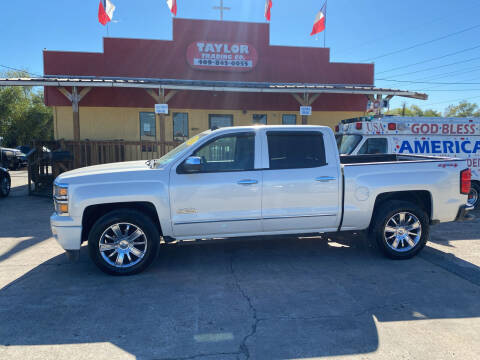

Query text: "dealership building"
[40, 18, 420, 143]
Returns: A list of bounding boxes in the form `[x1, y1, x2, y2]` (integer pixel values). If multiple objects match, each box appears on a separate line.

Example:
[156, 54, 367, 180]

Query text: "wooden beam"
[146, 88, 177, 104]
[146, 89, 161, 103]
[58, 87, 72, 102]
[308, 93, 320, 106]
[158, 88, 166, 155]
[165, 90, 178, 103]
[291, 93, 305, 106]
[72, 86, 80, 141]
[302, 93, 309, 124]
[78, 87, 92, 102]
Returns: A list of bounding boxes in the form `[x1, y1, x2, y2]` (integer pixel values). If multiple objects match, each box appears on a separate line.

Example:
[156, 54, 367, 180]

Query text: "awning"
[0, 76, 428, 100]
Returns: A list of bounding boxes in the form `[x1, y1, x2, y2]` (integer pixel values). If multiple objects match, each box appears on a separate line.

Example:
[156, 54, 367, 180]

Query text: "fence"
[27, 139, 181, 196]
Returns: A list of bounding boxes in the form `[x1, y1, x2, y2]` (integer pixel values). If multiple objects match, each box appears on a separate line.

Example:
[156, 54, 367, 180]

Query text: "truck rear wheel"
[88, 209, 160, 275]
[468, 181, 480, 209]
[371, 201, 429, 259]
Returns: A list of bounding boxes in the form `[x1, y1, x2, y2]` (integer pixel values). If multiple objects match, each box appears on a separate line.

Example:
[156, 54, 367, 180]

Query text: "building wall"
[53, 106, 364, 141]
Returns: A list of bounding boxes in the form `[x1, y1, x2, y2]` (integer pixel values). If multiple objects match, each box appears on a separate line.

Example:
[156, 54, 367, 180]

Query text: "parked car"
[0, 147, 24, 170]
[335, 116, 480, 208]
[0, 167, 10, 197]
[51, 125, 473, 275]
[16, 145, 32, 155]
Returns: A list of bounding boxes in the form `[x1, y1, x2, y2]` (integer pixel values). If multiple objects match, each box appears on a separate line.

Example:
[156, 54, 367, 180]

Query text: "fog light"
[59, 203, 69, 213]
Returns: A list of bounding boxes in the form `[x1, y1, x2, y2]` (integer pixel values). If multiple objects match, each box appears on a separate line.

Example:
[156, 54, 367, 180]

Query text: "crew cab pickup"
[50, 125, 473, 275]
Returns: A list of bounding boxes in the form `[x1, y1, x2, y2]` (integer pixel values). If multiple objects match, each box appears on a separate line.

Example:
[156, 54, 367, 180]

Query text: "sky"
[2, 0, 480, 112]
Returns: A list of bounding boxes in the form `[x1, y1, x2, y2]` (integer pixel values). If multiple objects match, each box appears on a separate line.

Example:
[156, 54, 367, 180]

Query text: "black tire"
[371, 200, 429, 259]
[0, 172, 10, 198]
[468, 181, 480, 209]
[88, 209, 160, 275]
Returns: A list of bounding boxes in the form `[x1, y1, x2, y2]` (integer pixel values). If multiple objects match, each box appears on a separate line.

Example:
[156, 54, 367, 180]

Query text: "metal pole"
[158, 88, 166, 155]
[323, 0, 327, 48]
[302, 93, 309, 125]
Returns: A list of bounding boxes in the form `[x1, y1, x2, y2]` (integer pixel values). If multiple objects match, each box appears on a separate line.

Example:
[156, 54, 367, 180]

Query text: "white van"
[335, 115, 480, 207]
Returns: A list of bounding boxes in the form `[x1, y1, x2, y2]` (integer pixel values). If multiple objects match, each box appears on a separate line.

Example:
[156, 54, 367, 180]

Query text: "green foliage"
[444, 101, 480, 117]
[387, 103, 441, 117]
[388, 101, 480, 118]
[0, 70, 53, 147]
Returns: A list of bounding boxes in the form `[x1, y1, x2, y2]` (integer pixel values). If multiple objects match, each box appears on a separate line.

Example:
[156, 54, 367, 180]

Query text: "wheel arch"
[81, 202, 162, 243]
[369, 190, 433, 230]
[469, 180, 480, 208]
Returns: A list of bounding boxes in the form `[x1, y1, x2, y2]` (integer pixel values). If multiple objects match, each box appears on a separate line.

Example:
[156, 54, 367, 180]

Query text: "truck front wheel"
[371, 201, 429, 259]
[88, 209, 160, 275]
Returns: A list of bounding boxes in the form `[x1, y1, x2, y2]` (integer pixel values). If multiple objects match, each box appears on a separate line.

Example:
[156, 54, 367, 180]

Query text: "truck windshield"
[153, 131, 211, 167]
[335, 134, 362, 155]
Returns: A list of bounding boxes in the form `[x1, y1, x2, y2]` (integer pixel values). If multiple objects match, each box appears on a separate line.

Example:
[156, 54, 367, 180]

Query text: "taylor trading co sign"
[186, 41, 258, 72]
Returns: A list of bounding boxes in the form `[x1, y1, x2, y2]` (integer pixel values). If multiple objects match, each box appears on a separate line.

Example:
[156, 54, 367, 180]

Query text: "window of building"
[140, 112, 156, 139]
[193, 133, 255, 172]
[267, 131, 326, 170]
[282, 114, 297, 125]
[173, 113, 189, 141]
[357, 138, 388, 155]
[209, 114, 233, 129]
[252, 114, 267, 125]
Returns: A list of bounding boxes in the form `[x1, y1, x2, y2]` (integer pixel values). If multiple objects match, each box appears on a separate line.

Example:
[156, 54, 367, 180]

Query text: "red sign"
[186, 41, 258, 72]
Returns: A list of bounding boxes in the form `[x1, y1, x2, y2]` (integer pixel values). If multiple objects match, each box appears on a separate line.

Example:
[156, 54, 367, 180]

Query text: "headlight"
[53, 183, 69, 215]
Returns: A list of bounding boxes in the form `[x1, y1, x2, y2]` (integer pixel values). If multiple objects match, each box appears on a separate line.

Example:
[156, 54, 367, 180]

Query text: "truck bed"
[340, 154, 461, 165]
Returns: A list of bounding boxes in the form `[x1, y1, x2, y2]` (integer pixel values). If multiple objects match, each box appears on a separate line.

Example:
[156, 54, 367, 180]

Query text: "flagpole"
[323, 0, 327, 48]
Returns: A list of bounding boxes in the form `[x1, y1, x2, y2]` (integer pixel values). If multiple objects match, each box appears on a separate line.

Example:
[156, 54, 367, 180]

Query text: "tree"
[444, 101, 480, 117]
[423, 109, 442, 117]
[387, 103, 441, 117]
[0, 70, 53, 147]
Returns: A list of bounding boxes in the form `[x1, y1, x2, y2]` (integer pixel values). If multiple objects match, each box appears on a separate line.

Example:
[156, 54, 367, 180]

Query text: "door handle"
[315, 176, 336, 182]
[237, 179, 258, 185]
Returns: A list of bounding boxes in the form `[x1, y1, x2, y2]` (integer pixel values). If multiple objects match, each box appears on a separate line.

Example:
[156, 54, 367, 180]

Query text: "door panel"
[170, 171, 262, 237]
[262, 166, 339, 231]
[262, 130, 340, 232]
[169, 132, 262, 237]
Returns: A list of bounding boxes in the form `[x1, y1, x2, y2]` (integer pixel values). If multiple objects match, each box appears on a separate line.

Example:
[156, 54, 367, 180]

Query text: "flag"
[311, 2, 327, 36]
[265, 0, 272, 21]
[98, 0, 116, 26]
[167, 0, 177, 16]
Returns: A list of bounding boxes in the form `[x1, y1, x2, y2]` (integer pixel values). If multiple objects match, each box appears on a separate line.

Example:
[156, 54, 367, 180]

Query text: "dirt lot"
[0, 171, 479, 360]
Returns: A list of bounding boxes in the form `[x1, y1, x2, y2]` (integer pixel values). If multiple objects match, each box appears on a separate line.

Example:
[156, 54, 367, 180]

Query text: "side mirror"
[182, 156, 202, 173]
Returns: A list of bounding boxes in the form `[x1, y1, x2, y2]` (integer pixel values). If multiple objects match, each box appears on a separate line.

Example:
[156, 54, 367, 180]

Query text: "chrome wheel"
[384, 212, 422, 252]
[99, 223, 147, 268]
[468, 187, 478, 206]
[1, 176, 9, 195]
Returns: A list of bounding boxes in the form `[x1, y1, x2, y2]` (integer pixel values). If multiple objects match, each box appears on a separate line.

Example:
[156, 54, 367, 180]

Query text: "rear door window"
[357, 138, 388, 155]
[267, 131, 326, 169]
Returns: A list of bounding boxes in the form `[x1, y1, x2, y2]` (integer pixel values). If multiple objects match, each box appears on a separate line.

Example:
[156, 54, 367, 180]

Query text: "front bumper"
[455, 204, 475, 222]
[50, 213, 82, 250]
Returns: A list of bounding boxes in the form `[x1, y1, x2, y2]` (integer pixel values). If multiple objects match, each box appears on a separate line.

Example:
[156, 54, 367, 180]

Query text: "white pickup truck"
[51, 125, 473, 275]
